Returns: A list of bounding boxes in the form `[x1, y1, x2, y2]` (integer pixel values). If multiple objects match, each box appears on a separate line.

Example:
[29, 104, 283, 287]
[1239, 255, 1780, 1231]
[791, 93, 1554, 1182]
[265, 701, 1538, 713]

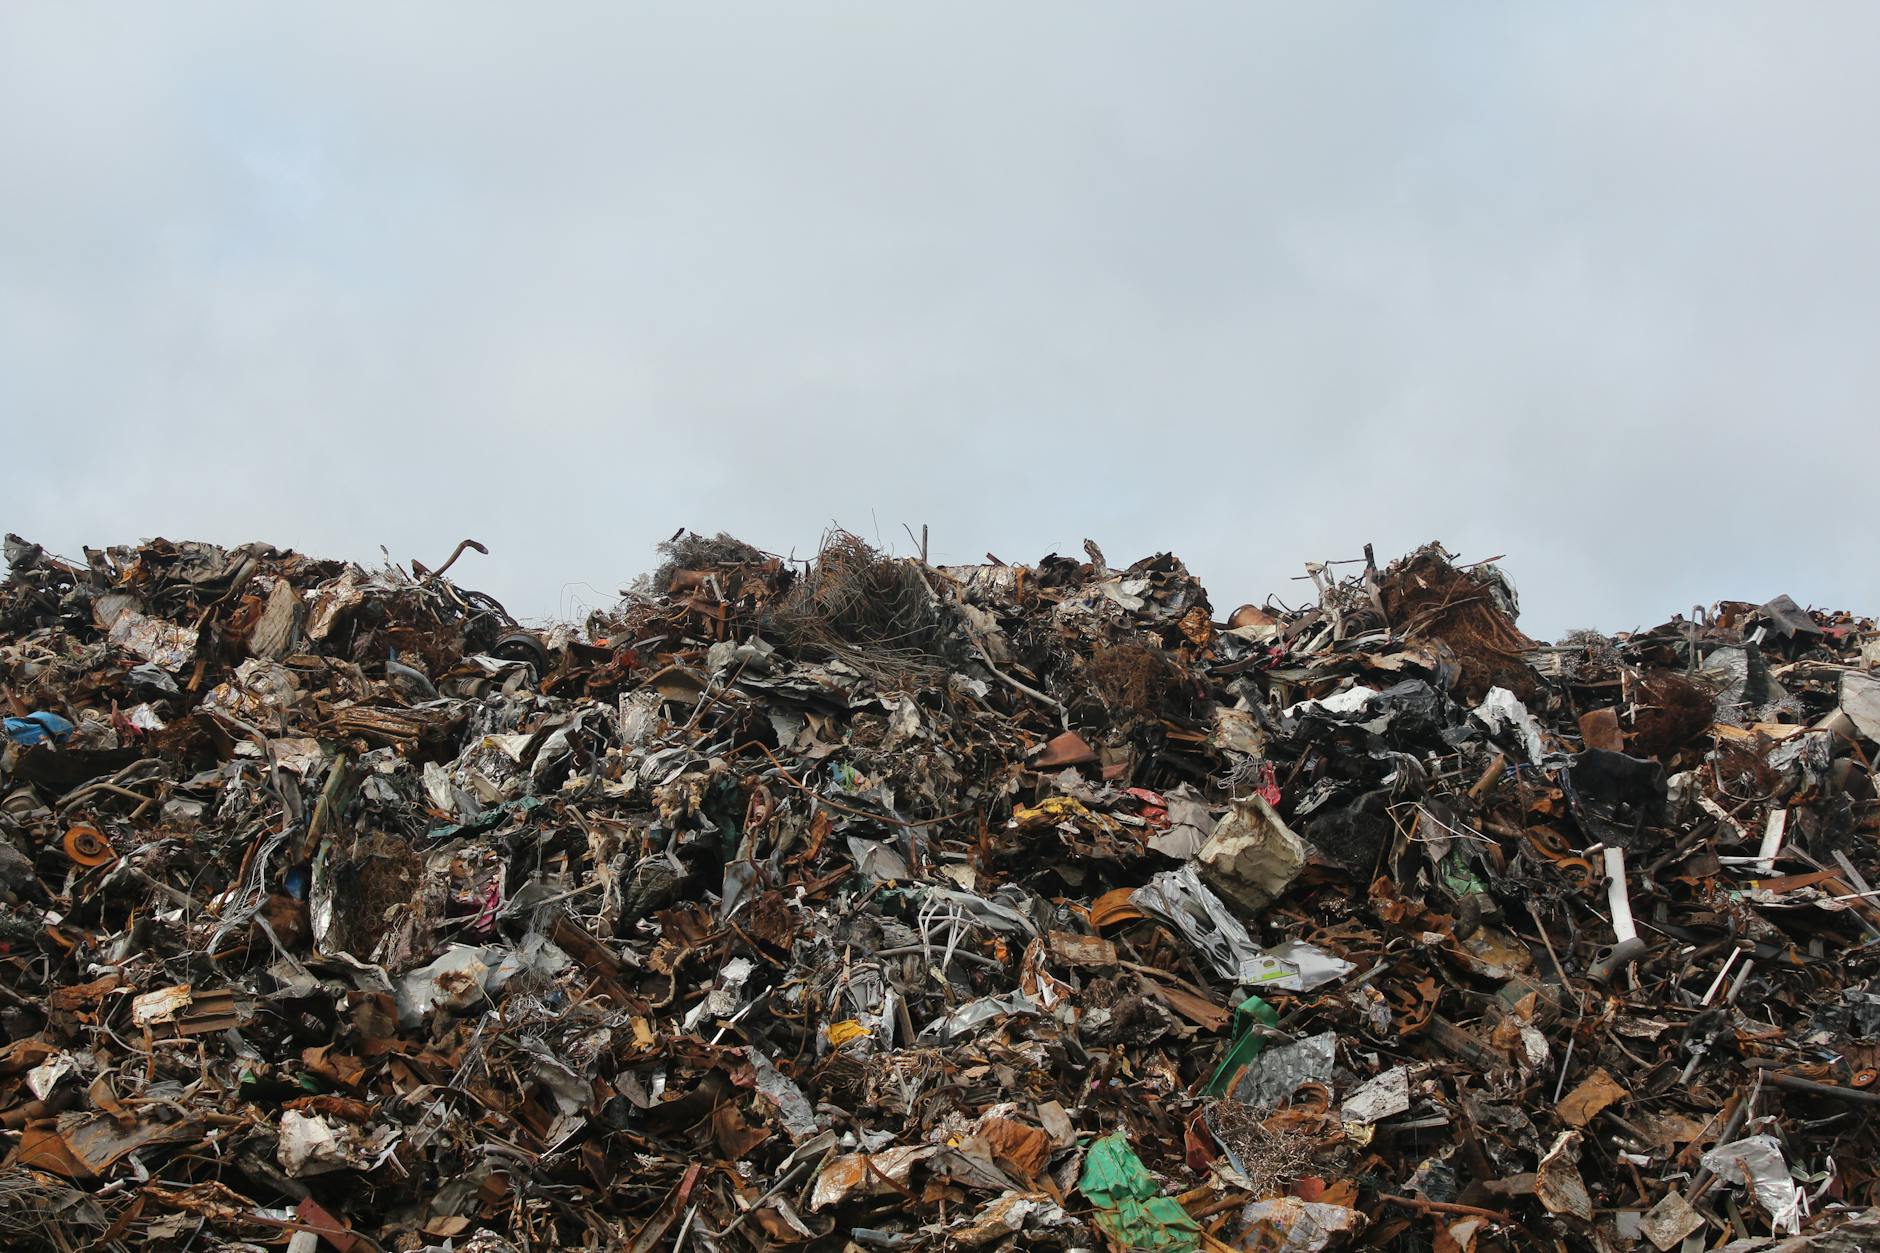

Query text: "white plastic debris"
[1341, 1066, 1412, 1126]
[1536, 1130, 1594, 1221]
[1284, 686, 1379, 718]
[847, 836, 910, 882]
[950, 1191, 1077, 1247]
[131, 984, 194, 1027]
[1245, 940, 1358, 993]
[1239, 1196, 1366, 1252]
[1194, 795, 1308, 916]
[276, 1110, 400, 1178]
[26, 1051, 76, 1102]
[1641, 1191, 1705, 1251]
[105, 607, 197, 670]
[918, 992, 1040, 1044]
[1756, 809, 1788, 876]
[1147, 786, 1217, 860]
[395, 946, 492, 1027]
[124, 702, 167, 732]
[703, 957, 754, 1019]
[1473, 686, 1547, 764]
[1841, 670, 1880, 740]
[1131, 863, 1269, 983]
[750, 1047, 823, 1142]
[1702, 1134, 1802, 1235]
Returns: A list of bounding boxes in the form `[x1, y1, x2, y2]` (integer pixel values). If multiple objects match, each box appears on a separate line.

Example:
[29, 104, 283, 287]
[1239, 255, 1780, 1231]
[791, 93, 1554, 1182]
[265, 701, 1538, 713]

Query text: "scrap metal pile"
[2, 529, 1879, 1253]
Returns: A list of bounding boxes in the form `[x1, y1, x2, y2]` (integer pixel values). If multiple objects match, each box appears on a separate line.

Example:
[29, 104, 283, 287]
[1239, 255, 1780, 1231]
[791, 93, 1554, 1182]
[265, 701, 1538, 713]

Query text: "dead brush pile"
[766, 530, 960, 680]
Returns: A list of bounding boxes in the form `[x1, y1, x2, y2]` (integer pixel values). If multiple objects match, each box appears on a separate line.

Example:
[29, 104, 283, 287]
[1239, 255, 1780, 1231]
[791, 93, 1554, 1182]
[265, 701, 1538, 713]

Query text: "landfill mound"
[2, 530, 1879, 1253]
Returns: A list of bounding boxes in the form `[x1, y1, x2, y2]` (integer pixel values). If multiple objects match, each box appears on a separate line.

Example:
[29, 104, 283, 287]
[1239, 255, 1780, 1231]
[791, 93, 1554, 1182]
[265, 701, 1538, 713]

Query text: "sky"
[4, 5, 1877, 640]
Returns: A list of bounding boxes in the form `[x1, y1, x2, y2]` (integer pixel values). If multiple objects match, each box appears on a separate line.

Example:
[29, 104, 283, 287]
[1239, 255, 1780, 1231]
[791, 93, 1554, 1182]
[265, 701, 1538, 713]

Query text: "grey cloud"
[4, 3, 1877, 635]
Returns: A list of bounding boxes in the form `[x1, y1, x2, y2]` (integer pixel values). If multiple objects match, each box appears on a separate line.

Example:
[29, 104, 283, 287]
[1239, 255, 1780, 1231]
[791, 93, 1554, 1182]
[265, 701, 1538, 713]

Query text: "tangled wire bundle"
[652, 531, 772, 595]
[767, 531, 957, 678]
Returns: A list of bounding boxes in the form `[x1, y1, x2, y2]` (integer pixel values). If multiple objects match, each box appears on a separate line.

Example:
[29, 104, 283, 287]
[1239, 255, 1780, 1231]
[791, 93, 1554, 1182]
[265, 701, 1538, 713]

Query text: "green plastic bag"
[1202, 993, 1279, 1097]
[1077, 1133, 1204, 1252]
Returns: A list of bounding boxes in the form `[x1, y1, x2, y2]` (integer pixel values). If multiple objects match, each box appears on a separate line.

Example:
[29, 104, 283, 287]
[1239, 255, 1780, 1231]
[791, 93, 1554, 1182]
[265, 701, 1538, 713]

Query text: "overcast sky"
[4, 5, 1876, 639]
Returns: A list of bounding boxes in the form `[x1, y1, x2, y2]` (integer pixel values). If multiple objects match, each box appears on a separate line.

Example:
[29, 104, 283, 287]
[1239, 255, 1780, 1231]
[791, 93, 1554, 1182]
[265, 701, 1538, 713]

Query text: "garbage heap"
[2, 529, 1879, 1253]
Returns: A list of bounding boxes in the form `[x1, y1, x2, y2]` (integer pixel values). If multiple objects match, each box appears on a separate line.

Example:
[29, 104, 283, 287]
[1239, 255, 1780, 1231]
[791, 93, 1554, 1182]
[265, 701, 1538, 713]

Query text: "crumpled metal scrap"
[0, 530, 1877, 1251]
